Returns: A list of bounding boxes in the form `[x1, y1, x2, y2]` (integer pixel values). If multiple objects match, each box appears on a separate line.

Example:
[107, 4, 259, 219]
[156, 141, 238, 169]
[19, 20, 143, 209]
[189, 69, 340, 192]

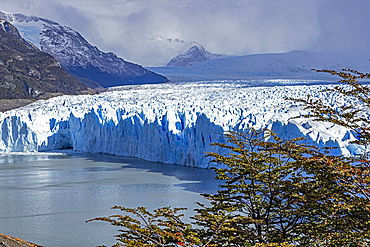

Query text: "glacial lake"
[0, 153, 221, 247]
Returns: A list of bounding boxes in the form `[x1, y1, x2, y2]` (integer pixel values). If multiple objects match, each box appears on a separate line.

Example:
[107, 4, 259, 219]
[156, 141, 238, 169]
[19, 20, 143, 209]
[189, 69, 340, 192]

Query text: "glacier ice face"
[0, 81, 365, 168]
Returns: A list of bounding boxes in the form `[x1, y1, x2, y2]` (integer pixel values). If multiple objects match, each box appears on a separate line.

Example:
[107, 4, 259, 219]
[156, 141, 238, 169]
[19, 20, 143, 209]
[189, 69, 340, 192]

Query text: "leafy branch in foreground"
[200, 129, 316, 246]
[202, 129, 369, 246]
[287, 68, 370, 245]
[288, 68, 370, 216]
[87, 205, 226, 247]
[87, 206, 199, 247]
[288, 68, 370, 147]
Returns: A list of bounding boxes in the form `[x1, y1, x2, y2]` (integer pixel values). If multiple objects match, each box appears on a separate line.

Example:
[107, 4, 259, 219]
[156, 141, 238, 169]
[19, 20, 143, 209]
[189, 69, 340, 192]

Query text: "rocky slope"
[0, 11, 168, 88]
[0, 18, 93, 100]
[0, 18, 38, 51]
[0, 233, 44, 247]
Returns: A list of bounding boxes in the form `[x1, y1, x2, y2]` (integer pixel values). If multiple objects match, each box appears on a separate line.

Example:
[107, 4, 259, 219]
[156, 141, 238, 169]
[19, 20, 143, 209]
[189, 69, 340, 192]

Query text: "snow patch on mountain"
[0, 81, 365, 168]
[0, 18, 39, 51]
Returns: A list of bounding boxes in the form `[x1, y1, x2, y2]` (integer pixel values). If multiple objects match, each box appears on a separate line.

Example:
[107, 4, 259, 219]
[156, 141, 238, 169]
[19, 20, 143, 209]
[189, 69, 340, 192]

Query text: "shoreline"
[0, 233, 44, 247]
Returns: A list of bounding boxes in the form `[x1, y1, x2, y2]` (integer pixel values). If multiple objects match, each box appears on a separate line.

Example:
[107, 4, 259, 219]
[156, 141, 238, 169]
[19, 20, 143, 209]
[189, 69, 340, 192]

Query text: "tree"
[291, 68, 370, 148]
[197, 130, 320, 246]
[196, 129, 370, 246]
[87, 206, 198, 247]
[89, 129, 356, 246]
[88, 68, 370, 246]
[287, 68, 370, 245]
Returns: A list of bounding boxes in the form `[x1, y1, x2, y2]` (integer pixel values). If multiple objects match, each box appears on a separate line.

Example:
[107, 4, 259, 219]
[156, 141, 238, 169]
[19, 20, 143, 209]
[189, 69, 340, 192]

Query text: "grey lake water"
[0, 152, 221, 247]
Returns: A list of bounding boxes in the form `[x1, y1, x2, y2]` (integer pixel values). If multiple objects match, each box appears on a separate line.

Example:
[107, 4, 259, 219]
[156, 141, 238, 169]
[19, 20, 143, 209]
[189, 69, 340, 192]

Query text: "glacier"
[0, 80, 365, 168]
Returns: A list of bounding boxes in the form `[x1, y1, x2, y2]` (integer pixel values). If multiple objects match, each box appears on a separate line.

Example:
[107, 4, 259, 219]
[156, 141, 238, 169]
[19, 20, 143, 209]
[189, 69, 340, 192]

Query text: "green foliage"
[197, 130, 370, 246]
[199, 130, 318, 246]
[89, 68, 370, 246]
[289, 68, 370, 147]
[87, 206, 210, 247]
[287, 68, 370, 246]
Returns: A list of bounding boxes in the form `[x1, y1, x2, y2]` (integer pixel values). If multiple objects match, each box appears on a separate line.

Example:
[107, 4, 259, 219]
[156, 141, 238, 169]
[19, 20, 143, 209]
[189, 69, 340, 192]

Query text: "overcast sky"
[1, 0, 369, 66]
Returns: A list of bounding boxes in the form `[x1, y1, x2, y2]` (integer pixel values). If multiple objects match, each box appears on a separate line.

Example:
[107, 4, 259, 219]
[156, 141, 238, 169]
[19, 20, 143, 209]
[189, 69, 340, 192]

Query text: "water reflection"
[0, 152, 221, 247]
[83, 153, 222, 193]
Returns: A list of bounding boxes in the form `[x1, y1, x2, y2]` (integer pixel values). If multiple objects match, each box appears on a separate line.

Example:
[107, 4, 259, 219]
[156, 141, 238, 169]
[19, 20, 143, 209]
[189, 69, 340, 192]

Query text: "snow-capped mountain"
[140, 35, 204, 67]
[0, 10, 168, 88]
[166, 43, 222, 67]
[0, 18, 91, 100]
[0, 81, 364, 168]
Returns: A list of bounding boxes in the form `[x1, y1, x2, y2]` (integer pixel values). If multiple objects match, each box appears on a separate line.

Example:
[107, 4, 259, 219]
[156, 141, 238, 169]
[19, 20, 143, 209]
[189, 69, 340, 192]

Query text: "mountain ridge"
[0, 10, 168, 88]
[0, 18, 38, 51]
[150, 49, 370, 82]
[0, 18, 93, 101]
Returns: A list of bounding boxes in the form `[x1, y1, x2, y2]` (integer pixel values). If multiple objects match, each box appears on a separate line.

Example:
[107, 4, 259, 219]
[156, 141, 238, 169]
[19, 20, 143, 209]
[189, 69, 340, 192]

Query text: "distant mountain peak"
[166, 43, 222, 67]
[186, 44, 206, 54]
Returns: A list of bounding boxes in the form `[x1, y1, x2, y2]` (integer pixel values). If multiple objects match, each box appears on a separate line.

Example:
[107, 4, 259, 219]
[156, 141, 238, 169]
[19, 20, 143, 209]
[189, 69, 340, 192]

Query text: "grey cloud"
[311, 0, 370, 52]
[1, 0, 369, 66]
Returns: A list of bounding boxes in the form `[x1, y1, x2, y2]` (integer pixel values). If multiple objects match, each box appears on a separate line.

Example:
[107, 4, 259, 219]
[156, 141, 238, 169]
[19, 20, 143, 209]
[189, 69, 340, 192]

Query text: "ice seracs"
[0, 81, 365, 168]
